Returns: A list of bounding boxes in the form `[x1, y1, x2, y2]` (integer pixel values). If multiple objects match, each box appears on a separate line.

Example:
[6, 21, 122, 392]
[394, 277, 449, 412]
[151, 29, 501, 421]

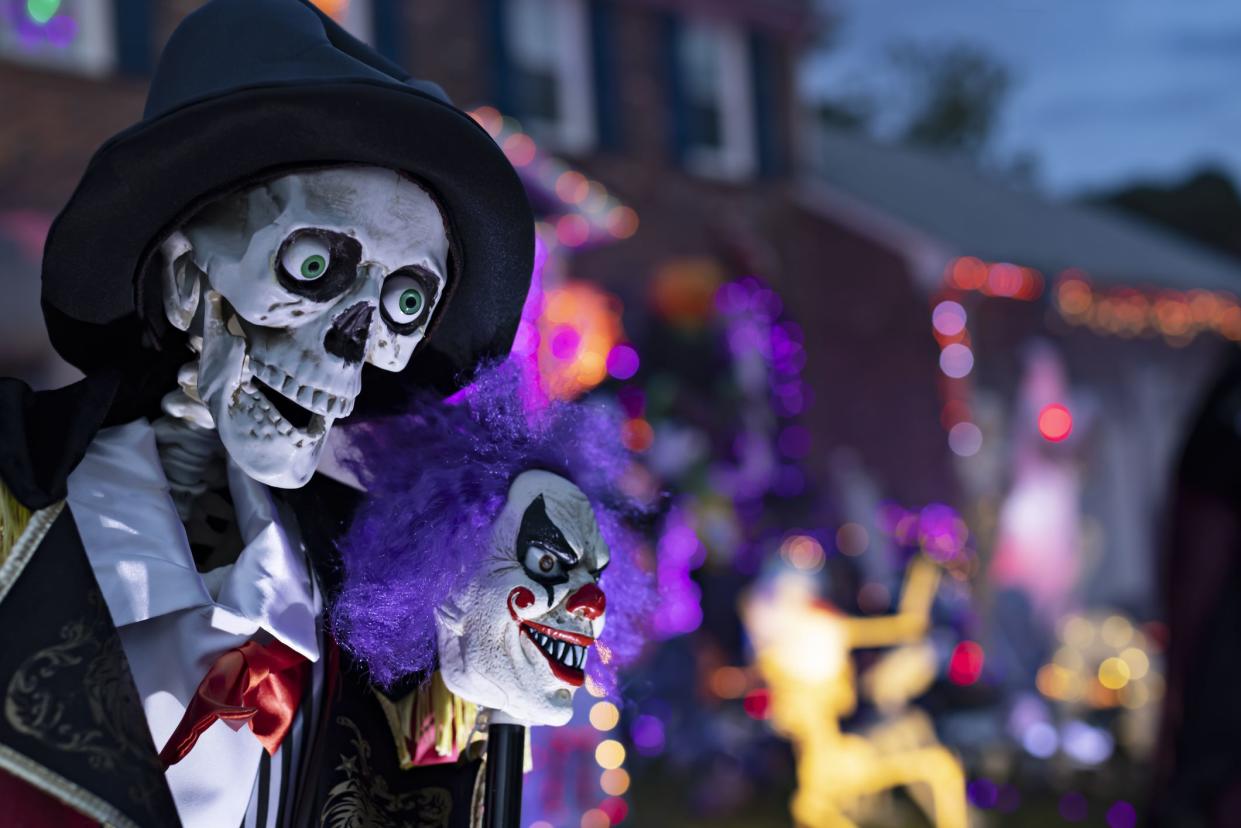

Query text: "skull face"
[436, 470, 610, 725]
[161, 167, 448, 487]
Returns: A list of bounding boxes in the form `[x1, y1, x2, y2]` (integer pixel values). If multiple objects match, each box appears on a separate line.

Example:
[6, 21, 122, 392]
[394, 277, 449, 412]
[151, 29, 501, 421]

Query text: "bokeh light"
[580, 809, 609, 828]
[600, 768, 630, 797]
[948, 421, 983, 457]
[932, 300, 967, 336]
[595, 739, 626, 770]
[590, 701, 620, 731]
[780, 534, 825, 572]
[940, 343, 974, 378]
[606, 344, 640, 380]
[948, 641, 985, 685]
[1038, 403, 1073, 442]
[709, 666, 748, 699]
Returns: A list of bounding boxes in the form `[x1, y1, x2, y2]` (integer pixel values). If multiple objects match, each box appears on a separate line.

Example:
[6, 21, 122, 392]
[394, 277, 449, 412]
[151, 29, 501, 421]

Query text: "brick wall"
[0, 0, 952, 506]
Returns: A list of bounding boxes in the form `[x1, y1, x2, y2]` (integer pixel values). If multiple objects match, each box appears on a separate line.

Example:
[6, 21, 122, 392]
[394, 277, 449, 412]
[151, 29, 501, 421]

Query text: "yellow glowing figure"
[743, 556, 967, 828]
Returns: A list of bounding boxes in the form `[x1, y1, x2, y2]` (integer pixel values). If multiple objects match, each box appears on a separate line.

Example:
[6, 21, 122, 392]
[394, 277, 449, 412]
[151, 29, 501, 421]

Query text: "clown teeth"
[527, 629, 588, 670]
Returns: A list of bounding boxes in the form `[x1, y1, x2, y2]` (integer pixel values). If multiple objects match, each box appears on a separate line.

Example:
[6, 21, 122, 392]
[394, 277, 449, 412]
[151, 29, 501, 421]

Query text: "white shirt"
[65, 420, 322, 828]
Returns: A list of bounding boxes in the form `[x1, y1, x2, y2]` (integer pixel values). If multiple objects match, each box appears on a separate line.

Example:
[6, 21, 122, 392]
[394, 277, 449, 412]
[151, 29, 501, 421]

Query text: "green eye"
[300, 254, 326, 279]
[399, 288, 423, 316]
[281, 237, 332, 281]
[382, 272, 435, 328]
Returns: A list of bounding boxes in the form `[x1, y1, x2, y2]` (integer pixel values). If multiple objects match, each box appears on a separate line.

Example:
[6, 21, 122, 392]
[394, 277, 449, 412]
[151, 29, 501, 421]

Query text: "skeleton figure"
[158, 167, 449, 490]
[332, 361, 653, 729]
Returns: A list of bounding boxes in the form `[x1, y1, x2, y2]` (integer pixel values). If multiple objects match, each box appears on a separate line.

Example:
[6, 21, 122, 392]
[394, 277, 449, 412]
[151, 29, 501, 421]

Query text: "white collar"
[65, 419, 320, 662]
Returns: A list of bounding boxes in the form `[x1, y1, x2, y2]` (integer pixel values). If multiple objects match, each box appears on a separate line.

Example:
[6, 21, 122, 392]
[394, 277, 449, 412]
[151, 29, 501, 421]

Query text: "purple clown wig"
[331, 359, 654, 689]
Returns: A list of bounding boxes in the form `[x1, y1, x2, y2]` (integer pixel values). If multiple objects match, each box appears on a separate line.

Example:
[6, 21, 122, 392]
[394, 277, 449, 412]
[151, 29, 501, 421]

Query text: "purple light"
[1059, 792, 1088, 823]
[967, 779, 998, 809]
[606, 344, 640, 380]
[510, 319, 539, 356]
[631, 714, 665, 755]
[932, 300, 967, 336]
[549, 325, 580, 359]
[918, 503, 965, 562]
[940, 343, 974, 378]
[1106, 801, 1136, 828]
[652, 509, 706, 638]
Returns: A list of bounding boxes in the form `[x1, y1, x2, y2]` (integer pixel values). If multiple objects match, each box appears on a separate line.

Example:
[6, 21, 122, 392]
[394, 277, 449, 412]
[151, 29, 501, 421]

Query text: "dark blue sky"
[803, 0, 1241, 194]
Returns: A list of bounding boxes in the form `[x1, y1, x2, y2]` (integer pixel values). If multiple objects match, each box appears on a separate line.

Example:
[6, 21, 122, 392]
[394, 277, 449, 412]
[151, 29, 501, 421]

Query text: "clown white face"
[436, 470, 610, 726]
[159, 166, 449, 488]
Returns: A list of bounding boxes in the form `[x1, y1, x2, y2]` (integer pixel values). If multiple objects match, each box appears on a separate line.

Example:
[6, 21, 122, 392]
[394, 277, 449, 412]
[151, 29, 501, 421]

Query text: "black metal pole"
[483, 722, 525, 828]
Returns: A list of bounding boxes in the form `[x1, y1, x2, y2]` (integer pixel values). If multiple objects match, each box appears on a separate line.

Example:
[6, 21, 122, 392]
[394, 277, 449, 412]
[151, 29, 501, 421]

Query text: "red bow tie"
[159, 638, 310, 767]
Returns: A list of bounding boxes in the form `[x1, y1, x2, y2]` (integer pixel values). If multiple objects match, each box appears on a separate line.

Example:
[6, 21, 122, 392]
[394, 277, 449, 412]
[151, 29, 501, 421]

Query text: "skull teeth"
[249, 357, 354, 418]
[527, 629, 589, 670]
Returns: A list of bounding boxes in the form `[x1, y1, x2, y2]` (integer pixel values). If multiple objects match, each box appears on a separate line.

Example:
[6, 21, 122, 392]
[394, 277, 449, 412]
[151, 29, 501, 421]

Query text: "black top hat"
[40, 0, 533, 400]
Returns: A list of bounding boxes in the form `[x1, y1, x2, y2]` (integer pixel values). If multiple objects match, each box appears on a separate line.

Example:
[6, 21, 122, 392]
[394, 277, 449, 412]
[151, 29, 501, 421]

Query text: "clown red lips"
[436, 470, 611, 725]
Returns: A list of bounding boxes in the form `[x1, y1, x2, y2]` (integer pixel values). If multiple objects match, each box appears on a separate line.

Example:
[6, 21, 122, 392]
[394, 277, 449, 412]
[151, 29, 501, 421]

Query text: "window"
[675, 18, 756, 180]
[311, 0, 374, 44]
[504, 0, 595, 154]
[0, 0, 116, 76]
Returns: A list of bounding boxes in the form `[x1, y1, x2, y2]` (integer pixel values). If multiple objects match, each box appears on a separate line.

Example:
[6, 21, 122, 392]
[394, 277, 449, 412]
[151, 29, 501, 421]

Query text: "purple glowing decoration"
[966, 779, 998, 809]
[606, 343, 640, 380]
[631, 714, 666, 755]
[777, 425, 811, 459]
[652, 507, 706, 638]
[550, 324, 581, 359]
[9, 0, 77, 49]
[1106, 801, 1136, 828]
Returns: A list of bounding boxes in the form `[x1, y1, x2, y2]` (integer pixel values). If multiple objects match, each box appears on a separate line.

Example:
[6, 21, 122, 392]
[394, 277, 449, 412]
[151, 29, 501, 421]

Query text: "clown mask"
[435, 470, 609, 726]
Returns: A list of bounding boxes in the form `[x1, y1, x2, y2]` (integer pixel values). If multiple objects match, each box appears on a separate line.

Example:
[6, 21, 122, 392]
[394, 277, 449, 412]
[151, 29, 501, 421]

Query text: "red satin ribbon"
[159, 638, 309, 767]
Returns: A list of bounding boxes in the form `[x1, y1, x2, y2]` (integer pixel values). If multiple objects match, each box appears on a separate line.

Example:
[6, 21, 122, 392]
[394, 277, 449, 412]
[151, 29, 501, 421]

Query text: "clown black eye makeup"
[275, 228, 362, 300]
[516, 495, 576, 588]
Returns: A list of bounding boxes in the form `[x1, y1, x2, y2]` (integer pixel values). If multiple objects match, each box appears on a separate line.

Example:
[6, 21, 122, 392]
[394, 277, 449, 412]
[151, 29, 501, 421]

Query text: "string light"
[589, 701, 620, 731]
[1037, 404, 1073, 442]
[468, 108, 640, 253]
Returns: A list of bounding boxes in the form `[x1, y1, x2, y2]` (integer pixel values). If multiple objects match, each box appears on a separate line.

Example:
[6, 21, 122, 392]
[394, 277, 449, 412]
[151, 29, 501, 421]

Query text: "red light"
[600, 797, 629, 824]
[948, 641, 984, 685]
[1038, 404, 1073, 442]
[742, 688, 771, 719]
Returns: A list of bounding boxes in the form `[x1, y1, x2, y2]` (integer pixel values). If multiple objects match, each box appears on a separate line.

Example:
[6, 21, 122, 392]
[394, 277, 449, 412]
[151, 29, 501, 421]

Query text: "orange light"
[621, 418, 654, 452]
[310, 0, 349, 20]
[607, 206, 640, 239]
[468, 106, 503, 137]
[709, 666, 748, 699]
[949, 256, 987, 290]
[600, 768, 631, 796]
[1038, 404, 1072, 442]
[555, 171, 591, 204]
[580, 809, 611, 828]
[538, 281, 626, 400]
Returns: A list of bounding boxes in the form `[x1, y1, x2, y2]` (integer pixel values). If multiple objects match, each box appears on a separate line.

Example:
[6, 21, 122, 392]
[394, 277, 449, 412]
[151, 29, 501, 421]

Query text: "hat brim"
[41, 79, 533, 402]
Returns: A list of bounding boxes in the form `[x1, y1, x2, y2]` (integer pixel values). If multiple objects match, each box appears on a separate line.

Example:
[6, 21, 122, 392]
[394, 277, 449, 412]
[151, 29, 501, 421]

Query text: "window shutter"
[113, 0, 152, 75]
[750, 31, 783, 177]
[589, 0, 620, 152]
[371, 0, 406, 66]
[484, 0, 514, 113]
[659, 13, 687, 166]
